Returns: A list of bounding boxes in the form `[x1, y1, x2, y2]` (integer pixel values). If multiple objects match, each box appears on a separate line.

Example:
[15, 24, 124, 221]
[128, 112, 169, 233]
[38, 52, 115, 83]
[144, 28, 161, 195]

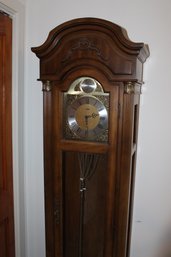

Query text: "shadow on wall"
[157, 229, 171, 257]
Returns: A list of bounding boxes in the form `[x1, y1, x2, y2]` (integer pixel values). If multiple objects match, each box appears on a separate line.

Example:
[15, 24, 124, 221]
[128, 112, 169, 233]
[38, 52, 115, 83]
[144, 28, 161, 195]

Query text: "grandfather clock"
[31, 18, 149, 257]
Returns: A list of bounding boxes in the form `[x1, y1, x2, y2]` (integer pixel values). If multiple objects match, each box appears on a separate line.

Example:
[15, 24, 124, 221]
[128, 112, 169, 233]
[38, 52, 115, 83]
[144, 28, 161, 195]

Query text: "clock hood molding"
[31, 18, 149, 83]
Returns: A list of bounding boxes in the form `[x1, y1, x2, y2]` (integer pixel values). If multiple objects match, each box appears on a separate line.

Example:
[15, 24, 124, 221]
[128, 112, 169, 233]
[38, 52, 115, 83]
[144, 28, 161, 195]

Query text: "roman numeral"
[98, 123, 104, 129]
[76, 127, 81, 134]
[98, 106, 104, 111]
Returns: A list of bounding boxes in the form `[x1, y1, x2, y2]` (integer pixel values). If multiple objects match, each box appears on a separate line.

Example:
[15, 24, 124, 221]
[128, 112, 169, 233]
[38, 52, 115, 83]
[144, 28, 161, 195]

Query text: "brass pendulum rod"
[78, 153, 100, 257]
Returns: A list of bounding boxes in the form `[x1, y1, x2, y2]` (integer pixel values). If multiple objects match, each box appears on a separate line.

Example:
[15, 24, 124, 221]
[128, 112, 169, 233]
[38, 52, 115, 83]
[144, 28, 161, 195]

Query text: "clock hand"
[84, 116, 89, 131]
[91, 113, 99, 119]
[85, 115, 88, 124]
[84, 116, 89, 137]
[84, 113, 99, 129]
[85, 115, 91, 119]
[86, 113, 99, 119]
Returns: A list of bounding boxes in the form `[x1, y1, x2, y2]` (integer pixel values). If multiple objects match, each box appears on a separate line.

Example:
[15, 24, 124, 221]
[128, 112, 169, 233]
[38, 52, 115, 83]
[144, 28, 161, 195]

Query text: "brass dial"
[75, 104, 100, 130]
[67, 96, 108, 139]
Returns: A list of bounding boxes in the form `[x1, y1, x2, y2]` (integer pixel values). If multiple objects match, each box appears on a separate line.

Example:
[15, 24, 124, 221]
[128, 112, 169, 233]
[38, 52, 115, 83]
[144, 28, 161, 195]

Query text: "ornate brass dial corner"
[42, 80, 52, 92]
[124, 82, 141, 95]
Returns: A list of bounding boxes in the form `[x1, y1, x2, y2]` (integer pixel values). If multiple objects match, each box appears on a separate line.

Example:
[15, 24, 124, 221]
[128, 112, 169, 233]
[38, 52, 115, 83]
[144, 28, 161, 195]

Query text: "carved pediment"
[31, 18, 149, 82]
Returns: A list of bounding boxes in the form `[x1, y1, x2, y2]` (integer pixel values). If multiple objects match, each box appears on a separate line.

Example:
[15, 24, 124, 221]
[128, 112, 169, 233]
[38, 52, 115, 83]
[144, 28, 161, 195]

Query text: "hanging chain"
[78, 152, 100, 257]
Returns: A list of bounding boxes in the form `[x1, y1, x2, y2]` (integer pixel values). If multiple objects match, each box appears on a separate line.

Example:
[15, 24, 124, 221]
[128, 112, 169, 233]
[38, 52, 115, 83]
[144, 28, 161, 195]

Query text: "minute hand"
[92, 113, 99, 118]
[85, 113, 98, 119]
[84, 113, 99, 126]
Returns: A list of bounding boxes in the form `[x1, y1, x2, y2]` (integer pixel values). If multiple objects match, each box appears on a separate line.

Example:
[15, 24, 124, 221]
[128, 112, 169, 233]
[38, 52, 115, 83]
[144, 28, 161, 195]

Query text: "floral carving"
[62, 38, 109, 63]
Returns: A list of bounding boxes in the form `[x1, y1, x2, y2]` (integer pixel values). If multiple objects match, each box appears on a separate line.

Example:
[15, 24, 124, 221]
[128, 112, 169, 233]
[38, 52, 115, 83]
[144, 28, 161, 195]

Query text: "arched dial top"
[64, 77, 109, 142]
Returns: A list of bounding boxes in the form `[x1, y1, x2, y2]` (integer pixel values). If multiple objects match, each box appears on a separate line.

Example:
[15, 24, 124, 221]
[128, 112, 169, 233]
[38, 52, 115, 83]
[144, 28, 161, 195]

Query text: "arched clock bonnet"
[31, 18, 149, 89]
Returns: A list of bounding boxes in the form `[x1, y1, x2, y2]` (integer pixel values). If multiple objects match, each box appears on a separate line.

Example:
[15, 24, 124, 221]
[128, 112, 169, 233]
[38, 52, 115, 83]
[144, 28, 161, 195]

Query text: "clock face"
[67, 96, 108, 139]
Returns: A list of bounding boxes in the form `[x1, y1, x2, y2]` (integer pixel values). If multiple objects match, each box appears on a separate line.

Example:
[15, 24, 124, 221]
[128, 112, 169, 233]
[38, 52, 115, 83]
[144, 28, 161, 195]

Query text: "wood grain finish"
[32, 18, 149, 257]
[32, 18, 149, 83]
[0, 13, 15, 257]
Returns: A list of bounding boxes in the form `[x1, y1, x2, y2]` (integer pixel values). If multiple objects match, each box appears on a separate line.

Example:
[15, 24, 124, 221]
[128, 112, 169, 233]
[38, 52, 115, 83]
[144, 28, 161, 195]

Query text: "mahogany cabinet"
[31, 18, 149, 257]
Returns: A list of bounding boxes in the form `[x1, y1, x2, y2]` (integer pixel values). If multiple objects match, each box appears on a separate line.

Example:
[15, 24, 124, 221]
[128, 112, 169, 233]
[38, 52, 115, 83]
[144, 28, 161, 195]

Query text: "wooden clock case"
[31, 18, 149, 257]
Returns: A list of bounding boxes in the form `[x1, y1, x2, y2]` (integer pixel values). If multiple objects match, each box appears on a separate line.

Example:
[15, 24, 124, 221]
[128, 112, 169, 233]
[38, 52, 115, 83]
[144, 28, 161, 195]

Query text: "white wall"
[25, 1, 171, 257]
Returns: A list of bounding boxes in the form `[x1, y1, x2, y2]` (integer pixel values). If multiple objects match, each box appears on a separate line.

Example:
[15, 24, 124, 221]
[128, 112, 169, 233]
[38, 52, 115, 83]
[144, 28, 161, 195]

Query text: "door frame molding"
[0, 1, 25, 257]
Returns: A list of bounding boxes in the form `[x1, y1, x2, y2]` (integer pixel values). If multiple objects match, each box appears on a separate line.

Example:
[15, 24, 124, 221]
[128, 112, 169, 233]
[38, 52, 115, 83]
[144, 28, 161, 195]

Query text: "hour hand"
[85, 115, 89, 126]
